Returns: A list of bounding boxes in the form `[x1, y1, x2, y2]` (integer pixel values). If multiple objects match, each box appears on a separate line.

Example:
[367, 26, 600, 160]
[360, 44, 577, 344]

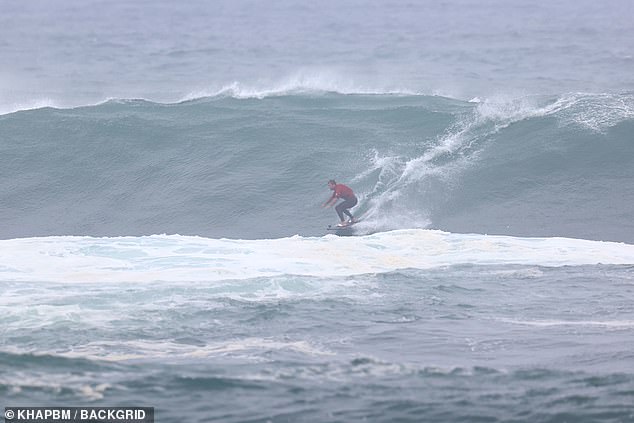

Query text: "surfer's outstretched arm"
[323, 193, 337, 207]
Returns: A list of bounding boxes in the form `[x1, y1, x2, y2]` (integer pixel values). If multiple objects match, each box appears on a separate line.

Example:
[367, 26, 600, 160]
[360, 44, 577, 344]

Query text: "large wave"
[0, 92, 632, 242]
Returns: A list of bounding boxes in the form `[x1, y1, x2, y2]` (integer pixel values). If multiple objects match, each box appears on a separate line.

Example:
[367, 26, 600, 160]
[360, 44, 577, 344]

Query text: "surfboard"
[326, 219, 361, 231]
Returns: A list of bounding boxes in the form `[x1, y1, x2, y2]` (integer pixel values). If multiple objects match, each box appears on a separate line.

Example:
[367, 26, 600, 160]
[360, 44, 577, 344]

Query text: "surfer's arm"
[323, 193, 337, 207]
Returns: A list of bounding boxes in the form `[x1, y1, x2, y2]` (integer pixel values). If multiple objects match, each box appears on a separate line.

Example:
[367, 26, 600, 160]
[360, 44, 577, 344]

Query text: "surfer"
[323, 179, 358, 227]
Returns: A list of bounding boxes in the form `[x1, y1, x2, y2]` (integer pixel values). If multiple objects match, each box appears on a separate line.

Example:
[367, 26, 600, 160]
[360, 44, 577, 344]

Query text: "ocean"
[1, 0, 634, 422]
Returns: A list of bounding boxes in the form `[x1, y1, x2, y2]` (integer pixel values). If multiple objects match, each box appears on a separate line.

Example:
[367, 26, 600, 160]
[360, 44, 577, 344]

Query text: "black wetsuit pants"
[335, 197, 358, 222]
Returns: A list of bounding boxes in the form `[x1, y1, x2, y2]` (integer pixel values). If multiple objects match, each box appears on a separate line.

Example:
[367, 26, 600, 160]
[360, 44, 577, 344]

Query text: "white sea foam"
[5, 338, 335, 362]
[180, 70, 421, 101]
[0, 369, 113, 401]
[474, 92, 634, 131]
[556, 92, 634, 131]
[0, 98, 62, 116]
[0, 230, 632, 284]
[498, 318, 634, 329]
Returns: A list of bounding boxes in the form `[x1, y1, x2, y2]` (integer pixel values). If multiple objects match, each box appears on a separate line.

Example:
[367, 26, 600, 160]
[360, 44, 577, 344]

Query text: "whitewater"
[2, 231, 634, 283]
[2, 0, 634, 422]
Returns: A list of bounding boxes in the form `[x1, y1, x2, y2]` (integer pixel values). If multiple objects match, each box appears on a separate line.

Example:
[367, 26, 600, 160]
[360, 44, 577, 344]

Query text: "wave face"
[1, 92, 633, 242]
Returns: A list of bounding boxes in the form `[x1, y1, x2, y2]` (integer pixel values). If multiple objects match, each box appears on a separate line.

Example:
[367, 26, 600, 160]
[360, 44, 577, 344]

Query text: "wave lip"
[1, 230, 633, 283]
[181, 71, 422, 101]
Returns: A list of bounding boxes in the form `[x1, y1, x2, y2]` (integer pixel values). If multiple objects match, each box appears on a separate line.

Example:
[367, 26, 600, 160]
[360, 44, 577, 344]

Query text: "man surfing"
[323, 179, 358, 227]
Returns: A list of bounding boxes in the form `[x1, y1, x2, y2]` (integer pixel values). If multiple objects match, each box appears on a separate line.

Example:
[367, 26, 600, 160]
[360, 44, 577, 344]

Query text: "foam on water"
[180, 70, 421, 102]
[498, 318, 634, 329]
[556, 92, 634, 131]
[1, 230, 633, 284]
[47, 338, 335, 362]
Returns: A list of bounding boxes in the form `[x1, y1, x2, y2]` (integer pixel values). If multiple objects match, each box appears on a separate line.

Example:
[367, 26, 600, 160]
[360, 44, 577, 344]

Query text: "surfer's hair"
[328, 179, 336, 185]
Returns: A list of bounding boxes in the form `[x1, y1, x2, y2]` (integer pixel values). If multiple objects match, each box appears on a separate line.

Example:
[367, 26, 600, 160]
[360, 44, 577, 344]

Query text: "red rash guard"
[334, 184, 355, 200]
